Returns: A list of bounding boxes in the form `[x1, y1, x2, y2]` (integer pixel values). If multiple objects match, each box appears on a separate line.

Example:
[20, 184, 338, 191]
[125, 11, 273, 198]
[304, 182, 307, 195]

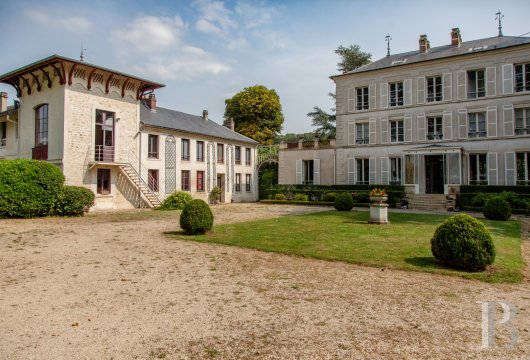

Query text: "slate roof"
[331, 36, 530, 78]
[140, 104, 258, 145]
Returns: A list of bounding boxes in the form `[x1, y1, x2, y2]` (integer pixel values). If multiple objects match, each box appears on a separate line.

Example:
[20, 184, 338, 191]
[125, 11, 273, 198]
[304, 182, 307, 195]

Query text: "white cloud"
[235, 0, 279, 29]
[193, 0, 237, 35]
[132, 55, 231, 81]
[24, 10, 93, 33]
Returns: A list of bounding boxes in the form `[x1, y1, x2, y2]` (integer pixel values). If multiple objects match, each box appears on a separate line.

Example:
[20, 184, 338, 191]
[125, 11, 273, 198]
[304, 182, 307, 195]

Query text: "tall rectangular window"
[235, 173, 241, 192]
[390, 157, 402, 184]
[196, 141, 204, 162]
[181, 139, 190, 160]
[35, 104, 48, 146]
[181, 170, 190, 191]
[245, 148, 251, 165]
[355, 123, 369, 144]
[356, 87, 369, 110]
[97, 169, 111, 195]
[515, 63, 530, 92]
[467, 70, 485, 98]
[515, 108, 530, 135]
[389, 82, 404, 107]
[390, 120, 404, 142]
[427, 76, 442, 102]
[517, 152, 530, 185]
[469, 154, 487, 185]
[217, 143, 224, 163]
[356, 158, 369, 184]
[302, 160, 314, 185]
[427, 117, 443, 140]
[0, 122, 6, 147]
[148, 169, 159, 192]
[468, 113, 487, 138]
[147, 134, 159, 159]
[197, 171, 204, 192]
[245, 174, 251, 192]
[235, 146, 241, 164]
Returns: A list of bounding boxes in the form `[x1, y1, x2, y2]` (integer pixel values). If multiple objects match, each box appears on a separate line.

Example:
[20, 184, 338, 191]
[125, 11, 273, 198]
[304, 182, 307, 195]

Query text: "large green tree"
[335, 44, 372, 73]
[224, 85, 284, 145]
[308, 92, 336, 139]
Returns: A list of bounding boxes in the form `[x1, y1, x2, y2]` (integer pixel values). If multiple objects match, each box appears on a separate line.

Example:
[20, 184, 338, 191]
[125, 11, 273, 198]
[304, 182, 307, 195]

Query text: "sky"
[1, 0, 530, 134]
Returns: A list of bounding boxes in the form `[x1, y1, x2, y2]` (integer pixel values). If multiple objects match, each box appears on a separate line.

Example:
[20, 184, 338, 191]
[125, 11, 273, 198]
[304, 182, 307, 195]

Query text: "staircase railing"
[127, 149, 164, 203]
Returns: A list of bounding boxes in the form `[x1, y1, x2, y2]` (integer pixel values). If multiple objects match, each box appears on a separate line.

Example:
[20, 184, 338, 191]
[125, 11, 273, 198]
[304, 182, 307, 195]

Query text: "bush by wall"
[294, 193, 309, 201]
[0, 159, 65, 218]
[274, 193, 287, 200]
[180, 199, 214, 235]
[460, 185, 530, 214]
[483, 197, 512, 221]
[55, 186, 95, 216]
[159, 191, 193, 210]
[334, 192, 354, 211]
[430, 214, 495, 271]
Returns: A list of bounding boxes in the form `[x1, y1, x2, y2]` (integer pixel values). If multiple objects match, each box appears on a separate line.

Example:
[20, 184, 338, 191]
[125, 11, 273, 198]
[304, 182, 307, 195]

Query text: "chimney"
[202, 110, 208, 121]
[451, 28, 462, 47]
[223, 117, 235, 131]
[144, 93, 157, 111]
[419, 34, 430, 54]
[0, 92, 7, 112]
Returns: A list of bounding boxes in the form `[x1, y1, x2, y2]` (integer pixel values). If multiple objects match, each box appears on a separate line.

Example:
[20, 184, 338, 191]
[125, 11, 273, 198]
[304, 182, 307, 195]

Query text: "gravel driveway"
[0, 204, 528, 359]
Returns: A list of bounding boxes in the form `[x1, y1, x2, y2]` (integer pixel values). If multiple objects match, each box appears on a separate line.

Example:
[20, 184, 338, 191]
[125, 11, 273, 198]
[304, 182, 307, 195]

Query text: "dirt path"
[0, 204, 529, 359]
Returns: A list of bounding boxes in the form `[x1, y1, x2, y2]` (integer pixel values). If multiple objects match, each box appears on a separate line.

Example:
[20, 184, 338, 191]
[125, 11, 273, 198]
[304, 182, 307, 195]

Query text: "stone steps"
[408, 194, 448, 211]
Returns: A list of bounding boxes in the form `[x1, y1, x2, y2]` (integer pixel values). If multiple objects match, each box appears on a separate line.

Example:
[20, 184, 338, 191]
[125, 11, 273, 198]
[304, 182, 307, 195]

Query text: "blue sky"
[1, 0, 529, 133]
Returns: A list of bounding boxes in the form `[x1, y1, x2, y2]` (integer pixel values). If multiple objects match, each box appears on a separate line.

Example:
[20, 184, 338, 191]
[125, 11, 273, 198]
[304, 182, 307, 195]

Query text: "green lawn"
[170, 211, 525, 283]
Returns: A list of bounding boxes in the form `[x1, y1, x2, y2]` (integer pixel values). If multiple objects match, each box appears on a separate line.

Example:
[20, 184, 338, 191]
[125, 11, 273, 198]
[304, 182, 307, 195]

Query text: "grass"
[170, 211, 525, 283]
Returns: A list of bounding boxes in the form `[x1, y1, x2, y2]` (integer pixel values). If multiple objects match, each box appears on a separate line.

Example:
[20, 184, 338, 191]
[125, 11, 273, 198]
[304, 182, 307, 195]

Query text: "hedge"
[459, 185, 530, 215]
[55, 186, 95, 216]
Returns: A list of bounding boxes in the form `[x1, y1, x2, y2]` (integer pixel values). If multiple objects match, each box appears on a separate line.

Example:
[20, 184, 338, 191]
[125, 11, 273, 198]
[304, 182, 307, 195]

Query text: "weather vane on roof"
[385, 34, 392, 57]
[495, 10, 504, 37]
[80, 44, 86, 62]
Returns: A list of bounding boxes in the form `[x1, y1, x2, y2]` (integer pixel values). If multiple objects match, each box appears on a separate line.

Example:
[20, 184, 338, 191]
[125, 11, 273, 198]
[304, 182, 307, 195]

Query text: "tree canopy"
[335, 44, 372, 73]
[307, 106, 336, 139]
[224, 85, 284, 145]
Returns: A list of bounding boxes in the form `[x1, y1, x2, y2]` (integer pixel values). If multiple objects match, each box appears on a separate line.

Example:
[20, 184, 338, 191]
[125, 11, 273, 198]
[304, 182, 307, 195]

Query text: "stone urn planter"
[369, 191, 389, 225]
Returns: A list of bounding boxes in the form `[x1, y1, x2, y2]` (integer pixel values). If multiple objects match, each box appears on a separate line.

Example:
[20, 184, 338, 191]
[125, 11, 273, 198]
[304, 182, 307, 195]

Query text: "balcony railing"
[94, 145, 115, 162]
[32, 145, 48, 160]
[468, 131, 487, 138]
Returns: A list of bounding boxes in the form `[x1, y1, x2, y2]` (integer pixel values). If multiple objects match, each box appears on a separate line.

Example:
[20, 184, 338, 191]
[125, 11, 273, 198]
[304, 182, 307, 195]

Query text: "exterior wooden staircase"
[119, 164, 161, 208]
[407, 194, 449, 211]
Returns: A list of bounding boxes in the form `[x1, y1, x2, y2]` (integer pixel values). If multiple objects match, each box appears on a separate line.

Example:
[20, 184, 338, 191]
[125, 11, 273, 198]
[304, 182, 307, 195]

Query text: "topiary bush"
[209, 186, 222, 204]
[430, 214, 495, 271]
[159, 191, 193, 210]
[483, 196, 511, 221]
[274, 193, 286, 200]
[294, 193, 309, 201]
[0, 159, 64, 218]
[334, 192, 354, 211]
[180, 199, 214, 235]
[55, 186, 95, 216]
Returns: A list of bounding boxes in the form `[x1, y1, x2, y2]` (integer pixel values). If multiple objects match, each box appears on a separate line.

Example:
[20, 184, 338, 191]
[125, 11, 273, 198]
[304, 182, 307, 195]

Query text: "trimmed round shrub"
[323, 192, 336, 202]
[430, 214, 495, 271]
[274, 193, 286, 200]
[159, 191, 193, 210]
[180, 199, 214, 235]
[334, 192, 354, 211]
[55, 186, 95, 216]
[0, 159, 64, 218]
[294, 193, 308, 201]
[483, 197, 511, 221]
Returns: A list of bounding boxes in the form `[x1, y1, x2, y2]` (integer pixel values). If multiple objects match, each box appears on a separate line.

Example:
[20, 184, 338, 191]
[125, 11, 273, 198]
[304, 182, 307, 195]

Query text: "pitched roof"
[332, 36, 530, 78]
[140, 104, 258, 145]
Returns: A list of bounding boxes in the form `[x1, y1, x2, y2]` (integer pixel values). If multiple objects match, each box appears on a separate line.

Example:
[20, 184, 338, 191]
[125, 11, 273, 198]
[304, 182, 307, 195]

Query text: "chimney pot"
[143, 93, 157, 111]
[0, 92, 7, 112]
[202, 110, 208, 121]
[419, 34, 430, 53]
[223, 117, 235, 131]
[451, 27, 462, 47]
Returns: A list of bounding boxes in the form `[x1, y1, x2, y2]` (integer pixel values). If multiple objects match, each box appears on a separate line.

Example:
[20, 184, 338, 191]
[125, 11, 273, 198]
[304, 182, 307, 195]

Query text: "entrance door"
[216, 174, 225, 202]
[95, 110, 115, 162]
[425, 155, 444, 194]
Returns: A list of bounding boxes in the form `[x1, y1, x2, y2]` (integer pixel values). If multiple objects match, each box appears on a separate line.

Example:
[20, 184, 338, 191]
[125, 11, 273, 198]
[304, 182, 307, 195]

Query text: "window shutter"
[458, 109, 467, 139]
[404, 114, 412, 142]
[503, 104, 514, 136]
[417, 113, 426, 141]
[369, 84, 376, 110]
[486, 66, 496, 97]
[369, 118, 377, 144]
[369, 157, 377, 184]
[443, 111, 453, 140]
[457, 71, 466, 100]
[487, 106, 497, 138]
[443, 73, 452, 101]
[404, 79, 413, 106]
[347, 158, 356, 185]
[348, 121, 356, 146]
[502, 64, 513, 95]
[313, 159, 320, 185]
[380, 118, 388, 144]
[348, 87, 355, 112]
[295, 160, 302, 184]
[416, 77, 425, 105]
[381, 157, 389, 185]
[505, 152, 516, 185]
[380, 82, 388, 109]
[487, 152, 498, 185]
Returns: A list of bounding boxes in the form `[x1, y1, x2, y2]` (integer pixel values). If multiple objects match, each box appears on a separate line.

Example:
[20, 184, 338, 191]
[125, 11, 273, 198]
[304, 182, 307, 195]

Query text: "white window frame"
[468, 112, 487, 138]
[516, 152, 530, 185]
[390, 120, 404, 143]
[427, 116, 443, 140]
[390, 157, 402, 185]
[515, 108, 530, 136]
[356, 158, 369, 184]
[389, 82, 404, 107]
[356, 87, 369, 111]
[355, 122, 369, 145]
[468, 153, 487, 185]
[426, 76, 442, 102]
[514, 63, 530, 93]
[467, 69, 486, 98]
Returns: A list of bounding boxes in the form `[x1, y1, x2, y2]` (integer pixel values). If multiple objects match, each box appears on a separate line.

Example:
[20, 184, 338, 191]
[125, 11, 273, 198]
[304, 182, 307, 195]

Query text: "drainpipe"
[333, 149, 337, 185]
